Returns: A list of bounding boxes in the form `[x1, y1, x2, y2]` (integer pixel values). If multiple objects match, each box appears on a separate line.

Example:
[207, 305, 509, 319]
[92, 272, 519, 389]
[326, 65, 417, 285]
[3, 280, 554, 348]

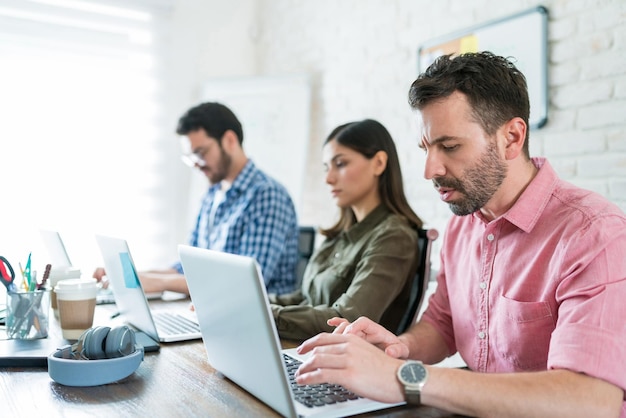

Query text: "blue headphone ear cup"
[82, 326, 111, 360]
[105, 326, 136, 358]
[72, 328, 95, 359]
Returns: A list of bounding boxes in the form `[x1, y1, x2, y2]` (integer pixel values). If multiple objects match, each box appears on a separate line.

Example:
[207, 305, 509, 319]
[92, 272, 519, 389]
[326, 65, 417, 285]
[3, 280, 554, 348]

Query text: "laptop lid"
[39, 229, 72, 267]
[178, 245, 403, 418]
[95, 234, 199, 343]
[40, 230, 121, 305]
[179, 245, 296, 417]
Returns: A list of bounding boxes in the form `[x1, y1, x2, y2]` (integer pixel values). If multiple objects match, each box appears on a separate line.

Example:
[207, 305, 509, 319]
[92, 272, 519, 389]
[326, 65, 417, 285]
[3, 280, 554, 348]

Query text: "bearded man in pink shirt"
[294, 52, 626, 418]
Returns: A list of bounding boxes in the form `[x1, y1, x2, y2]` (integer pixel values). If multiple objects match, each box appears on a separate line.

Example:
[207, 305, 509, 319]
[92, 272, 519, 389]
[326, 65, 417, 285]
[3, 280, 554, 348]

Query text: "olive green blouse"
[269, 204, 420, 341]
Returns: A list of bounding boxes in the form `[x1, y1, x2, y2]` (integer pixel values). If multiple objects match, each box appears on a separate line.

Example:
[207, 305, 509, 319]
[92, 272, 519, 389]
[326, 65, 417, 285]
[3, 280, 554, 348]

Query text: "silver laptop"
[39, 229, 119, 304]
[178, 245, 404, 418]
[39, 229, 73, 267]
[95, 234, 201, 343]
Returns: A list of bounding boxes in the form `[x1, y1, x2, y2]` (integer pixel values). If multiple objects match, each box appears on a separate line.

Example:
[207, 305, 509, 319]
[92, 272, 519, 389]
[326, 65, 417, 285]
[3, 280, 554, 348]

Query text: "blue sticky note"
[119, 252, 140, 288]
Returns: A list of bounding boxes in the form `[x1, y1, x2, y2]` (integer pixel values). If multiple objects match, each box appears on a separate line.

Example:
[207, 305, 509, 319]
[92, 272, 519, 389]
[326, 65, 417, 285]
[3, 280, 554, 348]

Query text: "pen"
[38, 264, 52, 290]
[24, 253, 32, 290]
[29, 270, 37, 291]
[18, 262, 28, 291]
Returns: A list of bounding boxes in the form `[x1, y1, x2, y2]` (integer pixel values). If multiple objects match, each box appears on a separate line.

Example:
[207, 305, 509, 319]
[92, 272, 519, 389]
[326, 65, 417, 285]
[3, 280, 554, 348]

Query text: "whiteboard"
[190, 74, 311, 220]
[418, 6, 549, 129]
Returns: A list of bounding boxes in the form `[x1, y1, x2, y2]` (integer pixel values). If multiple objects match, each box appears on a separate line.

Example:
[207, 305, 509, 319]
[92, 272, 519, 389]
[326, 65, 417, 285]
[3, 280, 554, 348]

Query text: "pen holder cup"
[6, 289, 51, 340]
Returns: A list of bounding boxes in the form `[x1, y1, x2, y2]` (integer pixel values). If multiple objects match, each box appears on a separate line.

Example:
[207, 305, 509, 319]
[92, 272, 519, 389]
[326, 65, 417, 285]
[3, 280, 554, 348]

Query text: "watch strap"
[405, 388, 421, 405]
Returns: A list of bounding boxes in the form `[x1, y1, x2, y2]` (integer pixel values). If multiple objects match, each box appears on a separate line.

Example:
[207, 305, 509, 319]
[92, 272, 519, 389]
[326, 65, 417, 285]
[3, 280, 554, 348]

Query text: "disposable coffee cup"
[48, 267, 82, 319]
[54, 278, 98, 340]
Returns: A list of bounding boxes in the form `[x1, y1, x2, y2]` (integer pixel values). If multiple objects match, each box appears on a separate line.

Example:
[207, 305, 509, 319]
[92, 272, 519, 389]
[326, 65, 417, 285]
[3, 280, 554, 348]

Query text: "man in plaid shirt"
[94, 102, 299, 296]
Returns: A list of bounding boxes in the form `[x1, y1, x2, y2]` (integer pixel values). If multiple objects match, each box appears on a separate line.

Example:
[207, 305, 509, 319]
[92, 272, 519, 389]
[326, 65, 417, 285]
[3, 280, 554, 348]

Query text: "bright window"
[0, 0, 173, 276]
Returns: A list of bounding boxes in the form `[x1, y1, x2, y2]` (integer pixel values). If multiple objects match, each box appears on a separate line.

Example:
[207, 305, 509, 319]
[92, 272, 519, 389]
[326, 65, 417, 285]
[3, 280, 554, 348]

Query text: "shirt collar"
[208, 159, 257, 195]
[344, 204, 392, 242]
[230, 159, 257, 193]
[499, 157, 557, 232]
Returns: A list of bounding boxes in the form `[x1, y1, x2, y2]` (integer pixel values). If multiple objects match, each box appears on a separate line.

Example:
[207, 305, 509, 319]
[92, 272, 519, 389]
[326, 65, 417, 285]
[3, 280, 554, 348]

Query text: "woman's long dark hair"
[320, 119, 423, 239]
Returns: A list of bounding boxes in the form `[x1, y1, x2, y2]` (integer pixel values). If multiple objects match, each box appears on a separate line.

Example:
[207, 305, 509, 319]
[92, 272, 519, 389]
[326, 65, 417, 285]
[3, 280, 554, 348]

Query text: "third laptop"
[39, 229, 118, 305]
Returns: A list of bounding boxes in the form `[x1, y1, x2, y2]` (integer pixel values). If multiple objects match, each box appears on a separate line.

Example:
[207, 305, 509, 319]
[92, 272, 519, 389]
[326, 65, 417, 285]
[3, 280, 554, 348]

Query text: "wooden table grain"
[0, 298, 463, 417]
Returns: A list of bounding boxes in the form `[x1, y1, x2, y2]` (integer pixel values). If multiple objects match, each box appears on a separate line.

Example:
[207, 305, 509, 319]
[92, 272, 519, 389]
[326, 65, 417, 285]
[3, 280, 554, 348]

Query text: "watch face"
[399, 362, 427, 384]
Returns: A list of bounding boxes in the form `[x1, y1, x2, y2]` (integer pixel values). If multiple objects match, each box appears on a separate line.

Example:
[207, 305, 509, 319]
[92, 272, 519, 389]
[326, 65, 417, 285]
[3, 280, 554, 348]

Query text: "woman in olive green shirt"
[270, 119, 423, 341]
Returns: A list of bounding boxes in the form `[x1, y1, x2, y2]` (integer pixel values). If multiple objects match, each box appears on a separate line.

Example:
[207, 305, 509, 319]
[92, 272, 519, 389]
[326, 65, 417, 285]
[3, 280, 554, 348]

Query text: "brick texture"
[252, 0, 626, 268]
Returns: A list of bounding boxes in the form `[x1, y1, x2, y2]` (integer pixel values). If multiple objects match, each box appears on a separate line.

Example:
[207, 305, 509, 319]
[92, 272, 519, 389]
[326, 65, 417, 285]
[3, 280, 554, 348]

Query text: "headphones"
[48, 325, 144, 387]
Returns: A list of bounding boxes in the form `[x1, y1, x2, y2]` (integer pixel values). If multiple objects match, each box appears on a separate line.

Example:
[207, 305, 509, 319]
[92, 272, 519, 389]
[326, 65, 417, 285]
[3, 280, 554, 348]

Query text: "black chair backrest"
[395, 228, 439, 335]
[296, 226, 316, 287]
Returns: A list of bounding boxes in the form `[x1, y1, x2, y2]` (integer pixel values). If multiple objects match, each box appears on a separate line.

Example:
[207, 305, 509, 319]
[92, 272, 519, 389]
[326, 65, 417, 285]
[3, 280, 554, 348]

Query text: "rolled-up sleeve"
[548, 217, 626, 395]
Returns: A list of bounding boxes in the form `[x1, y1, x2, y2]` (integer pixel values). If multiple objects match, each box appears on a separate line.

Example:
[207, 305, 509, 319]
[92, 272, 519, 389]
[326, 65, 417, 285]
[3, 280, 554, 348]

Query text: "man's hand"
[92, 267, 109, 289]
[326, 316, 410, 358]
[295, 332, 406, 404]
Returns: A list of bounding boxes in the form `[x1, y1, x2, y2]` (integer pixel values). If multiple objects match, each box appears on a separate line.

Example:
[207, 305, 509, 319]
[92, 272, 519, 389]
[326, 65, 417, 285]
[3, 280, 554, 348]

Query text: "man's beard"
[433, 142, 507, 216]
[205, 148, 232, 185]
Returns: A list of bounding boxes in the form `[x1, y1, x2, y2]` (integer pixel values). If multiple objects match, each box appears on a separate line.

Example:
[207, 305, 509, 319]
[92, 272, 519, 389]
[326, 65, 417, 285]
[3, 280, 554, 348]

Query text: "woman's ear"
[372, 150, 388, 176]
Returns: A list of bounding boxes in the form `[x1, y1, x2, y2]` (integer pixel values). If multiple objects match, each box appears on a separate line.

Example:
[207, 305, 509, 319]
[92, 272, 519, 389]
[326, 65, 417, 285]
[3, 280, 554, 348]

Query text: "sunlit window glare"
[29, 0, 151, 21]
[0, 0, 168, 286]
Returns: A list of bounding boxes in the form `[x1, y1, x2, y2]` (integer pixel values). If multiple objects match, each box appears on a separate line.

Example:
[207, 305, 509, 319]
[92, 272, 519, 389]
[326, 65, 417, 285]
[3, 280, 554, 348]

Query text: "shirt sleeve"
[547, 215, 626, 394]
[272, 222, 418, 341]
[270, 289, 305, 306]
[237, 185, 297, 286]
[420, 220, 458, 356]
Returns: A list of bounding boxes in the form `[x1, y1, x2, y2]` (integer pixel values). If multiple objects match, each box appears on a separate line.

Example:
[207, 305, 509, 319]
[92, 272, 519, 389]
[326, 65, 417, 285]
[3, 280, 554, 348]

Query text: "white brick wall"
[251, 0, 626, 269]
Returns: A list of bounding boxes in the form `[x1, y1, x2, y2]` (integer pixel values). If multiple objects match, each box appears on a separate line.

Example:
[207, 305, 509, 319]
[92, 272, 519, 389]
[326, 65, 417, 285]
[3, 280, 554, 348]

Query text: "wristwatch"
[396, 360, 428, 405]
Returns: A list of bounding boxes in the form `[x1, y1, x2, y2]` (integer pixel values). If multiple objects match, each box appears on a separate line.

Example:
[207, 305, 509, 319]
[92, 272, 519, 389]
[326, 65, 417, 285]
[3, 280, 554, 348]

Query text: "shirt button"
[479, 282, 487, 290]
[334, 253, 340, 258]
[478, 331, 486, 339]
[487, 234, 495, 241]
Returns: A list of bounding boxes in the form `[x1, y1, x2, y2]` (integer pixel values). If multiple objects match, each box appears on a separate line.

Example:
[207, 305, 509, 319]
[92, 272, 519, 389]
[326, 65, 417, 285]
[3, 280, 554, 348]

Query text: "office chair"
[296, 226, 316, 287]
[395, 227, 439, 335]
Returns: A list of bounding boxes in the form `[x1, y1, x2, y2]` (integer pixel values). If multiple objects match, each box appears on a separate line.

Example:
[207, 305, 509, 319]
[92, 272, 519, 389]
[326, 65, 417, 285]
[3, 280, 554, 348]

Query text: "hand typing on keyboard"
[283, 354, 360, 408]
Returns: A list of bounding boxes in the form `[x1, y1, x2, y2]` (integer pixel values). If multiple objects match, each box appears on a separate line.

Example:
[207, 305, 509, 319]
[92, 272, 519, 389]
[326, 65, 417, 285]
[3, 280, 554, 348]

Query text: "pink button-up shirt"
[422, 158, 626, 413]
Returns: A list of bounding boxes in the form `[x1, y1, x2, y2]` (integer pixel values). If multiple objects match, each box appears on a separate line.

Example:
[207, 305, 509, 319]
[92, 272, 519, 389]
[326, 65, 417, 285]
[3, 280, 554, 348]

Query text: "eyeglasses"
[180, 149, 207, 168]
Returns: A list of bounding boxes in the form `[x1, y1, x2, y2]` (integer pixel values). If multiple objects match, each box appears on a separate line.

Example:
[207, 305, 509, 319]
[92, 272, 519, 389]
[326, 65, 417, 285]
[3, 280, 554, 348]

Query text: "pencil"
[18, 262, 28, 291]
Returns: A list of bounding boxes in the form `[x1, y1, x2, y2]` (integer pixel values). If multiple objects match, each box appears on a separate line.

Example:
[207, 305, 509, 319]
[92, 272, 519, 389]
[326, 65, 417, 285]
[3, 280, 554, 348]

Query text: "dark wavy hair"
[409, 51, 530, 158]
[176, 102, 244, 145]
[320, 119, 423, 239]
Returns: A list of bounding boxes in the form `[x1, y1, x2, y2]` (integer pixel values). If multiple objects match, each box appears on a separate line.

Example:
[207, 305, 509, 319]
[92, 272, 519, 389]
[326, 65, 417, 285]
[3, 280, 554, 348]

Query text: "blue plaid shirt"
[173, 160, 299, 294]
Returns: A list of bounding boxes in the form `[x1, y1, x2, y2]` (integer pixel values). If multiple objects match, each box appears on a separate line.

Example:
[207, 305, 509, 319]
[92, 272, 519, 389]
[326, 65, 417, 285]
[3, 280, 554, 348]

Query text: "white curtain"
[0, 0, 175, 279]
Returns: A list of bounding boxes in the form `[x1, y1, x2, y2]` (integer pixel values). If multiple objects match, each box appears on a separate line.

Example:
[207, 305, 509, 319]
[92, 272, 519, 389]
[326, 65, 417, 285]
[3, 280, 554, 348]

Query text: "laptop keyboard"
[283, 353, 361, 408]
[153, 311, 200, 336]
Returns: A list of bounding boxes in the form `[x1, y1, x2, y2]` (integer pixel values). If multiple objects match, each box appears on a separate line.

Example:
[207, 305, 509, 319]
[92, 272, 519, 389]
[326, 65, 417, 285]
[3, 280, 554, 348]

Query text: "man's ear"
[372, 150, 388, 176]
[502, 117, 527, 160]
[220, 129, 240, 152]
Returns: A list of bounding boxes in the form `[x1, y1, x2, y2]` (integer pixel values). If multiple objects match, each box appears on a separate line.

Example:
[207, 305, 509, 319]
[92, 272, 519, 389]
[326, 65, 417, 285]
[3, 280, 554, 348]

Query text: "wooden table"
[0, 298, 464, 417]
